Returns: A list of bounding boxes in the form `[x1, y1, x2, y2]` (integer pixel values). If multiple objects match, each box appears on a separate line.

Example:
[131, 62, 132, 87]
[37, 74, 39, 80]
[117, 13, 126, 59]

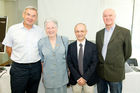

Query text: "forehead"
[75, 24, 86, 30]
[25, 9, 37, 14]
[46, 21, 56, 27]
[103, 9, 115, 16]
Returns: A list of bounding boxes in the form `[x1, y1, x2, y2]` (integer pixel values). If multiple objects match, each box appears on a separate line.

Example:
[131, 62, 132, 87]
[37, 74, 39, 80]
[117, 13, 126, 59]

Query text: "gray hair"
[74, 23, 87, 31]
[103, 8, 116, 17]
[44, 18, 58, 29]
[23, 6, 38, 14]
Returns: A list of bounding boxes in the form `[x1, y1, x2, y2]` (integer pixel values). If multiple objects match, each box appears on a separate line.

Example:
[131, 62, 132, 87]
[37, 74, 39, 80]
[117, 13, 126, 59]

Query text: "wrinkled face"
[75, 24, 87, 42]
[22, 9, 37, 26]
[103, 9, 116, 27]
[45, 21, 57, 37]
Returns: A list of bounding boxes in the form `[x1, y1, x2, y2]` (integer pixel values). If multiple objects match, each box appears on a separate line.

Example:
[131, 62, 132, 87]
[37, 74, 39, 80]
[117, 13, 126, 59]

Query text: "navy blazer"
[67, 40, 99, 86]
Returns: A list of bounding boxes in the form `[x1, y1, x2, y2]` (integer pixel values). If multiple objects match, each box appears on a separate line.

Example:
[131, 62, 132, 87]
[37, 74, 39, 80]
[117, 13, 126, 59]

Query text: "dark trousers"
[97, 78, 122, 93]
[10, 60, 42, 93]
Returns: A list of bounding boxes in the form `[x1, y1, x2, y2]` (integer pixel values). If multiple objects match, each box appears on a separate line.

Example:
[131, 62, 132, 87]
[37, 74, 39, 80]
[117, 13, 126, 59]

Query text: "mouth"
[77, 36, 83, 38]
[48, 32, 55, 35]
[28, 20, 33, 23]
[27, 19, 33, 23]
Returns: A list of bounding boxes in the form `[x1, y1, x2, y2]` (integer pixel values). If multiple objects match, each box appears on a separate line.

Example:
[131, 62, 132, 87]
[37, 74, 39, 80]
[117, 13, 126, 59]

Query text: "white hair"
[44, 18, 58, 29]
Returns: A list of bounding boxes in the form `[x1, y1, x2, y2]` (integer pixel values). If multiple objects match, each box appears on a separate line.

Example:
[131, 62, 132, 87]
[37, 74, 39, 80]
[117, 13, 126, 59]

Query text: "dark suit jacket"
[67, 40, 99, 86]
[96, 25, 132, 82]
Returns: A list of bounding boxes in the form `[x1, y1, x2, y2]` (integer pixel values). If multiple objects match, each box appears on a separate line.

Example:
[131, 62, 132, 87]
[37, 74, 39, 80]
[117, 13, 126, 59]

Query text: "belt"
[12, 60, 41, 65]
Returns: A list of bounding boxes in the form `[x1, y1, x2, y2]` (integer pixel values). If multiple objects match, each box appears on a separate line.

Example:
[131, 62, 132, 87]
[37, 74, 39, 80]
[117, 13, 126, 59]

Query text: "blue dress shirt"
[2, 22, 45, 63]
[102, 25, 115, 60]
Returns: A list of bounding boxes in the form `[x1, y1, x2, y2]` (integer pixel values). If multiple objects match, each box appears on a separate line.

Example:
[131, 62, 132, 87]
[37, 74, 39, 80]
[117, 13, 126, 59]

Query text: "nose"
[29, 15, 33, 19]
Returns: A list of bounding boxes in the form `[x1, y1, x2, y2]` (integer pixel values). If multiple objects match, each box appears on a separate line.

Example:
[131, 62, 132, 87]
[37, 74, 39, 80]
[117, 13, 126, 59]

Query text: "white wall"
[38, 0, 133, 41]
[16, 0, 37, 23]
[98, 0, 133, 30]
[5, 1, 17, 27]
[38, 0, 140, 65]
[131, 0, 140, 65]
[0, 0, 5, 16]
[38, 0, 101, 41]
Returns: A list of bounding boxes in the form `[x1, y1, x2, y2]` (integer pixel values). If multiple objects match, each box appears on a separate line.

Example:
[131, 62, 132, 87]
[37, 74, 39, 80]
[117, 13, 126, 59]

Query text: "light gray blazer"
[38, 35, 69, 88]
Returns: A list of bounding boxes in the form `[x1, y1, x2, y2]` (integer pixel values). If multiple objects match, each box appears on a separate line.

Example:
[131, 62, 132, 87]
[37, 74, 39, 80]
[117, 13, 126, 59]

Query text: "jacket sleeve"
[67, 45, 81, 81]
[124, 30, 132, 61]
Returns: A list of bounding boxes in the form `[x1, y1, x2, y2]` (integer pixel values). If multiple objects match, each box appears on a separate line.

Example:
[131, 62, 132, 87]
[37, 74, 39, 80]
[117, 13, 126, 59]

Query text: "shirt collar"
[20, 22, 35, 29]
[105, 24, 116, 32]
[77, 39, 86, 46]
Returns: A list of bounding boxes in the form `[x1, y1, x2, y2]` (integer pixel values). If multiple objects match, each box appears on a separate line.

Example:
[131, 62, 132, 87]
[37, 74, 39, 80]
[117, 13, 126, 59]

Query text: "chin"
[27, 23, 33, 26]
[49, 35, 55, 37]
[106, 24, 112, 26]
[78, 38, 83, 41]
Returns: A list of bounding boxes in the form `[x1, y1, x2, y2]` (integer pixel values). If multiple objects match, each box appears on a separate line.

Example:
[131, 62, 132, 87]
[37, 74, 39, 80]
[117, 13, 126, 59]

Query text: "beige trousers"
[72, 83, 94, 93]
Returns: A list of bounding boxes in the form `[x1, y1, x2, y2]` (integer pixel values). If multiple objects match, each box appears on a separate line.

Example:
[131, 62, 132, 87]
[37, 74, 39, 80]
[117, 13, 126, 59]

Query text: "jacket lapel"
[108, 25, 120, 44]
[74, 41, 78, 61]
[100, 29, 105, 49]
[46, 36, 61, 52]
[55, 36, 61, 52]
[83, 40, 88, 63]
[72, 41, 79, 66]
[46, 37, 53, 52]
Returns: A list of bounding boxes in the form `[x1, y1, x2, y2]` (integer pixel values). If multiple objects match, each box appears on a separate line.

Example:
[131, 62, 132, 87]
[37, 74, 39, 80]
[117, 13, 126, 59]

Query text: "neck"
[78, 39, 85, 43]
[49, 36, 56, 41]
[23, 22, 33, 30]
[105, 24, 114, 31]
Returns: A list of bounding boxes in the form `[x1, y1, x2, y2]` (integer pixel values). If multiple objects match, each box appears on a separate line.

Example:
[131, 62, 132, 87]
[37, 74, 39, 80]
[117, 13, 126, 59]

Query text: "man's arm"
[41, 62, 44, 73]
[6, 46, 12, 57]
[124, 30, 132, 61]
[67, 45, 81, 81]
[82, 44, 98, 81]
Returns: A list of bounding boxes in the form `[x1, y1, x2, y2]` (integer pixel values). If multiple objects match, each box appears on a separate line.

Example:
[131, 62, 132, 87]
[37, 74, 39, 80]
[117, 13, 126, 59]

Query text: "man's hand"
[77, 77, 86, 86]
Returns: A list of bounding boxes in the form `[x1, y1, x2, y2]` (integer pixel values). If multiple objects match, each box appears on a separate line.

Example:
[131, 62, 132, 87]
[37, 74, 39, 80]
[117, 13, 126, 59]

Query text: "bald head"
[103, 8, 116, 17]
[103, 8, 116, 28]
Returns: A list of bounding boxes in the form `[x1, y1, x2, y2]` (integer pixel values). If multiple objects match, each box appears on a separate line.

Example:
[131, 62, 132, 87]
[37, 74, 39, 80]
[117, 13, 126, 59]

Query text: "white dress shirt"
[77, 39, 86, 58]
[2, 22, 45, 63]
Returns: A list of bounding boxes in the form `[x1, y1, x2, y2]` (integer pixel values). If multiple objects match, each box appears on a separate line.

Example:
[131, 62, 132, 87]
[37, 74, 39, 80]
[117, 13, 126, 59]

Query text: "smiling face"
[22, 8, 37, 28]
[74, 23, 87, 42]
[103, 9, 116, 27]
[45, 21, 57, 38]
